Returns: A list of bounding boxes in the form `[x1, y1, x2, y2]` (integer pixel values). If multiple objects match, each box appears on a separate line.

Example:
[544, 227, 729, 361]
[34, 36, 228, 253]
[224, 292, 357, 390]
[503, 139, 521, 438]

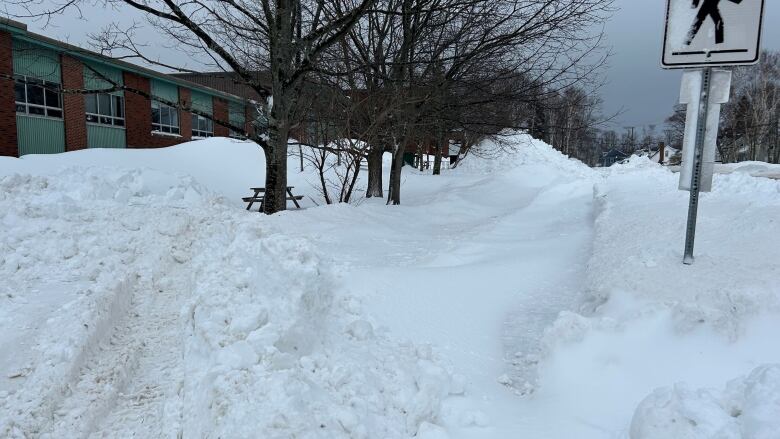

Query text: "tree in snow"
[332, 0, 614, 204]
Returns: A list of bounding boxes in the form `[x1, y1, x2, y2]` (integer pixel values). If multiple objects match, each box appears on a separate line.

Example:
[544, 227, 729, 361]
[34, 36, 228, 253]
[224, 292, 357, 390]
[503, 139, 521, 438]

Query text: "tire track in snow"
[36, 218, 194, 439]
[39, 281, 186, 438]
[86, 279, 186, 439]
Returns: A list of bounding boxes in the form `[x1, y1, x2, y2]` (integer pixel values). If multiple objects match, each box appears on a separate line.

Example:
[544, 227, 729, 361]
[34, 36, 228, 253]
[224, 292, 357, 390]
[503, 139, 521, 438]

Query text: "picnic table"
[243, 186, 303, 211]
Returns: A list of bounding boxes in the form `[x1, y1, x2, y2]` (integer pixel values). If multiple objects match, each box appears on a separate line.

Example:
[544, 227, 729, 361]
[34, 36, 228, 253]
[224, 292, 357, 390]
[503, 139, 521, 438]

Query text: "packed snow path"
[498, 179, 595, 394]
[270, 146, 599, 437]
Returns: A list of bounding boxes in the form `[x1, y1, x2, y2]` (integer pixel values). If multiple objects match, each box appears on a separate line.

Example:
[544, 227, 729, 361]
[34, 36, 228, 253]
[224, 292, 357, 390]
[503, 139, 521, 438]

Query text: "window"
[229, 103, 246, 139]
[14, 75, 63, 118]
[85, 93, 125, 127]
[191, 114, 213, 138]
[151, 100, 180, 134]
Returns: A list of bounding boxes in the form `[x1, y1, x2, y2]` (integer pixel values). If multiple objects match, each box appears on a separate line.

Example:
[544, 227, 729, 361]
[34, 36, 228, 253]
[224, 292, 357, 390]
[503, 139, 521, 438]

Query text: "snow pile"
[181, 212, 460, 438]
[0, 167, 213, 436]
[0, 138, 276, 205]
[456, 131, 591, 178]
[0, 151, 457, 437]
[717, 161, 780, 180]
[630, 364, 780, 439]
[3, 134, 779, 438]
[523, 156, 780, 437]
[586, 161, 780, 338]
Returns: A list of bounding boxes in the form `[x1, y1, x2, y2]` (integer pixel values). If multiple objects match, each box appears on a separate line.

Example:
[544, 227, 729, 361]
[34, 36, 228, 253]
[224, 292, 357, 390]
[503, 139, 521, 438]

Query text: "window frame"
[191, 113, 214, 138]
[14, 75, 63, 119]
[151, 100, 180, 135]
[85, 93, 125, 128]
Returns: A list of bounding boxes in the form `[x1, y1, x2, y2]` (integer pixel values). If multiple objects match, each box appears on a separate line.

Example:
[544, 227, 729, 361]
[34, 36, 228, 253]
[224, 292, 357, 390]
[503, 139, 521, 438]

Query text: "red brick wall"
[123, 71, 191, 148]
[0, 31, 18, 157]
[123, 71, 151, 149]
[213, 97, 229, 137]
[61, 55, 88, 151]
[179, 88, 192, 139]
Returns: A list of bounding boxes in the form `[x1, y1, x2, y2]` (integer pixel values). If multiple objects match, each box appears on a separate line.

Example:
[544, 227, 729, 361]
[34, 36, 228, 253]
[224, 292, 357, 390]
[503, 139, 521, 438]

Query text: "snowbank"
[0, 168, 212, 436]
[456, 131, 592, 178]
[526, 155, 780, 437]
[0, 138, 307, 207]
[2, 135, 778, 438]
[181, 212, 460, 438]
[630, 364, 780, 439]
[0, 141, 456, 437]
[588, 156, 780, 338]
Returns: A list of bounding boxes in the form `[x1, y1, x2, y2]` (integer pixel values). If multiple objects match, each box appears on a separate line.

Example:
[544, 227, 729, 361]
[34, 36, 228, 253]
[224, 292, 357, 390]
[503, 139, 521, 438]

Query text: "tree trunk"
[387, 146, 404, 205]
[432, 129, 445, 175]
[366, 144, 384, 198]
[344, 156, 361, 203]
[263, 111, 290, 214]
[262, 0, 294, 214]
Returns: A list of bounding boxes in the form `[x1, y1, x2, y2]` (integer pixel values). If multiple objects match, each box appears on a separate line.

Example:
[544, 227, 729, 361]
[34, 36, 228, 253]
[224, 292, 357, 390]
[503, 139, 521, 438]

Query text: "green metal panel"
[83, 62, 123, 96]
[87, 125, 126, 149]
[151, 79, 178, 103]
[12, 39, 61, 83]
[16, 115, 65, 155]
[9, 31, 245, 104]
[229, 102, 245, 126]
[191, 90, 213, 115]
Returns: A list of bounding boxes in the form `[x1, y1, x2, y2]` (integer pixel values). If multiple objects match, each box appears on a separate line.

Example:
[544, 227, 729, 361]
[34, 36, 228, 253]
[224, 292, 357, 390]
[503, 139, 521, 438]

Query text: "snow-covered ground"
[669, 161, 780, 180]
[1, 134, 778, 438]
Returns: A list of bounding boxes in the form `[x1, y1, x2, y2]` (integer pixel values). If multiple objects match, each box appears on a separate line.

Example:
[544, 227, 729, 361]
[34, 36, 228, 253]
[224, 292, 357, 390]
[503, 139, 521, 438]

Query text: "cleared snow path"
[270, 146, 599, 437]
[499, 179, 595, 394]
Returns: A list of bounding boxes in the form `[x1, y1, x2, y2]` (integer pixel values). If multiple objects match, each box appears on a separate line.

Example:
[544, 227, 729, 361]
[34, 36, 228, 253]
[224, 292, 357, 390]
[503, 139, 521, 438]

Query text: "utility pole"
[624, 126, 636, 152]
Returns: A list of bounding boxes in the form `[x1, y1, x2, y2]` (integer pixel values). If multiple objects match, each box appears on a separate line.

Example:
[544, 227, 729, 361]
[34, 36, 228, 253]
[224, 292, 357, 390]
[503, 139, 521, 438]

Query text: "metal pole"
[683, 67, 712, 265]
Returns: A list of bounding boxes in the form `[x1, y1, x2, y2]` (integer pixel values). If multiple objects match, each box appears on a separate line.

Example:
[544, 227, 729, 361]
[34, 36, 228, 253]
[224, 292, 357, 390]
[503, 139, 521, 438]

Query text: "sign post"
[682, 67, 711, 265]
[662, 0, 765, 264]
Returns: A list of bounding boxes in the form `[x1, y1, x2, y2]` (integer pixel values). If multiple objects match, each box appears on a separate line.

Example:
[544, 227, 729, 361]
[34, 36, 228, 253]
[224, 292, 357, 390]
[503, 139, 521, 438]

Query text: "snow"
[630, 365, 780, 439]
[1, 134, 779, 438]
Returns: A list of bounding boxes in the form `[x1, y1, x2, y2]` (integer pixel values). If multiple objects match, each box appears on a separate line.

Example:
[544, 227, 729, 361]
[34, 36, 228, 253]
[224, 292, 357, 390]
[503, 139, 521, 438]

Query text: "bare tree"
[378, 0, 613, 204]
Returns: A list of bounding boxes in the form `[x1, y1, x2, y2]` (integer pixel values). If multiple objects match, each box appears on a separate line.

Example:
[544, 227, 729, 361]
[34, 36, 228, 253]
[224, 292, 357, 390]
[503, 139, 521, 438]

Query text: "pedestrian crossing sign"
[662, 0, 766, 68]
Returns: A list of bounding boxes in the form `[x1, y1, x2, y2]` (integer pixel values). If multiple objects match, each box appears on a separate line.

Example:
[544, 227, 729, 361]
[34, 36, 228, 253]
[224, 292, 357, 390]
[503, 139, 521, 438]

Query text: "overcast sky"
[602, 0, 780, 131]
[6, 1, 780, 132]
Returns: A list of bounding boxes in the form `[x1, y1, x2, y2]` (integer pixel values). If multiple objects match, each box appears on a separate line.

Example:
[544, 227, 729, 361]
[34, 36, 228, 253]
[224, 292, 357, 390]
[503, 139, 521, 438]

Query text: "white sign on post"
[678, 69, 732, 192]
[662, 0, 766, 68]
[662, 0, 766, 264]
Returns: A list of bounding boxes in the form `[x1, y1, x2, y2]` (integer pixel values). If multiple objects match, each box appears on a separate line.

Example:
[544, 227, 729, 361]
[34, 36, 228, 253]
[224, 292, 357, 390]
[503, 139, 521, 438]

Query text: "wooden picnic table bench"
[243, 186, 303, 211]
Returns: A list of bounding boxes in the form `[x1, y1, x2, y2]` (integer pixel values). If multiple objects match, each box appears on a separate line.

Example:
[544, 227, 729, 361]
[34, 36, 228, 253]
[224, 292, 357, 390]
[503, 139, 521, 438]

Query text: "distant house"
[649, 146, 680, 165]
[600, 148, 629, 167]
[634, 148, 652, 158]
